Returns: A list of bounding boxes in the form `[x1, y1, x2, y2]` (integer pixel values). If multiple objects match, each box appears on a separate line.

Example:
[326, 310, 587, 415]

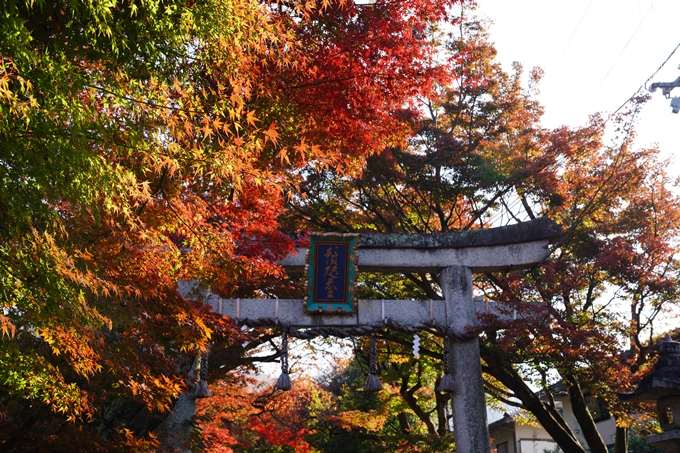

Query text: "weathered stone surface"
[359, 217, 562, 248]
[620, 337, 680, 452]
[645, 430, 680, 453]
[180, 220, 563, 453]
[279, 218, 563, 273]
[209, 298, 545, 328]
[621, 378, 680, 403]
[440, 266, 491, 453]
[153, 393, 197, 453]
[280, 240, 554, 273]
[153, 357, 200, 453]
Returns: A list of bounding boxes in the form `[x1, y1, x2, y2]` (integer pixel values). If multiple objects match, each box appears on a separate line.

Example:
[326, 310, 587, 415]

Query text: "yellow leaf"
[246, 111, 259, 126]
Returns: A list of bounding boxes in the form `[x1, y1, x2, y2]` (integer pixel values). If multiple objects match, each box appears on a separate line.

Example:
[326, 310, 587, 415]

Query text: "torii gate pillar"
[441, 266, 490, 453]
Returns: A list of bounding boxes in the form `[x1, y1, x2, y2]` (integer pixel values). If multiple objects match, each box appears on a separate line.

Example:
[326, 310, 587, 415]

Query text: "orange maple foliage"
[198, 374, 318, 453]
[1, 0, 466, 449]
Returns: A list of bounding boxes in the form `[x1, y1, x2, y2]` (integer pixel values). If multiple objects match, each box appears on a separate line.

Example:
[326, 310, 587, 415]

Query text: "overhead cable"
[543, 0, 594, 92]
[608, 40, 680, 121]
[583, 0, 659, 115]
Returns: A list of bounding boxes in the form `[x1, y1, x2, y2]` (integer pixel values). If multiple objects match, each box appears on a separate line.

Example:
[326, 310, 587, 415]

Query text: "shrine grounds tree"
[197, 372, 320, 453]
[479, 112, 680, 453]
[283, 6, 680, 453]
[0, 0, 464, 450]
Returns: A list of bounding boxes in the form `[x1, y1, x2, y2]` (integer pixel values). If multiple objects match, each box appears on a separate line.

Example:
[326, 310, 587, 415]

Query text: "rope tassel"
[364, 333, 383, 392]
[275, 332, 292, 391]
[436, 335, 455, 393]
[193, 352, 213, 398]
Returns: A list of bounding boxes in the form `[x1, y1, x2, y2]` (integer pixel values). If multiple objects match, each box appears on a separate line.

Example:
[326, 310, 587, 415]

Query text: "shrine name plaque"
[305, 233, 359, 314]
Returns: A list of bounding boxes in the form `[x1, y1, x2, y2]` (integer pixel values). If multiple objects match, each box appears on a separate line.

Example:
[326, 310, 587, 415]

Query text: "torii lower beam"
[207, 218, 562, 453]
[210, 298, 537, 328]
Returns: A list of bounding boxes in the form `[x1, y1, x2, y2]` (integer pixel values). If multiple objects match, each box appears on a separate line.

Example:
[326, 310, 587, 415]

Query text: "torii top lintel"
[279, 217, 563, 274]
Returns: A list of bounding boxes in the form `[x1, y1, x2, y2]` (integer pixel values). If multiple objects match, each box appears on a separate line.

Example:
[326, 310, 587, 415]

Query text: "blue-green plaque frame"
[305, 233, 359, 314]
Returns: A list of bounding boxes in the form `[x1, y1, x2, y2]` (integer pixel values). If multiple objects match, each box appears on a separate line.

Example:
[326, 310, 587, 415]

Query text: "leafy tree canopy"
[0, 0, 463, 450]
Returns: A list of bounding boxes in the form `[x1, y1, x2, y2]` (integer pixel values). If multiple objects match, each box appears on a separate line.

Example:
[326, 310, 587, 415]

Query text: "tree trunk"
[397, 412, 411, 434]
[435, 387, 451, 436]
[614, 426, 628, 453]
[566, 380, 608, 453]
[481, 344, 587, 453]
[399, 376, 437, 435]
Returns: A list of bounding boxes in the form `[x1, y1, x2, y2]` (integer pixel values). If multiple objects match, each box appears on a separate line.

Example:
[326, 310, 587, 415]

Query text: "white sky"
[476, 0, 680, 175]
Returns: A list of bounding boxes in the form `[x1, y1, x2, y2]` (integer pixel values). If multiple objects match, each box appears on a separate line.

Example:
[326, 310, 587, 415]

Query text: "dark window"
[497, 441, 508, 453]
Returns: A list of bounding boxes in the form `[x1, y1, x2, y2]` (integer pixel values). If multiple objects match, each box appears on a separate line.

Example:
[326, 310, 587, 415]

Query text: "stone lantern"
[620, 335, 680, 453]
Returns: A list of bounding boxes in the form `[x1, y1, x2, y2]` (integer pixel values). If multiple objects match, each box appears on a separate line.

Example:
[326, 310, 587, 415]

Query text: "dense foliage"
[0, 0, 462, 450]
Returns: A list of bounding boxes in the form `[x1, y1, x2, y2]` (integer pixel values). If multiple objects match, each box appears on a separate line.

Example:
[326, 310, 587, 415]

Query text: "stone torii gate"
[209, 217, 563, 453]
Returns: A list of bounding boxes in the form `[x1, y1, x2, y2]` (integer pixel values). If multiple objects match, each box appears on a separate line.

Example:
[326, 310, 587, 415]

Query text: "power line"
[607, 40, 680, 121]
[637, 0, 650, 71]
[582, 0, 659, 115]
[643, 41, 680, 90]
[543, 0, 594, 92]
[651, 0, 662, 62]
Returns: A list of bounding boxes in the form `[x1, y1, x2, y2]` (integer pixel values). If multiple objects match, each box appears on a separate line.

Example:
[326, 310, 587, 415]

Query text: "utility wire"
[652, 0, 662, 62]
[607, 40, 680, 121]
[582, 0, 659, 115]
[643, 41, 680, 90]
[543, 0, 594, 92]
[638, 0, 650, 71]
